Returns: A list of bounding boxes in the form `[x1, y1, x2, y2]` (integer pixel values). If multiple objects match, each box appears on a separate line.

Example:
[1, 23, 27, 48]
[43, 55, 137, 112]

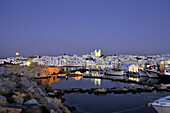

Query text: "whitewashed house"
[121, 64, 139, 73]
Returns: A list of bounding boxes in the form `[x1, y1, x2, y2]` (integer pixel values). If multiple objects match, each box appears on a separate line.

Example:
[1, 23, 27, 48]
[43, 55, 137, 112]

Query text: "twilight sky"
[0, 0, 170, 58]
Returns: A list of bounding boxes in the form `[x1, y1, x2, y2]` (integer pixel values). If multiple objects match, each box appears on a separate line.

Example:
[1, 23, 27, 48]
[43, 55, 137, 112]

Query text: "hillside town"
[0, 50, 169, 73]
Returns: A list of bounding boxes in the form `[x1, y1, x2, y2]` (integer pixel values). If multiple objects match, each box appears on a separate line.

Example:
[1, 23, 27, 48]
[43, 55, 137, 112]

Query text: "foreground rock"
[0, 95, 8, 106]
[0, 106, 22, 113]
[22, 105, 49, 113]
[0, 73, 71, 113]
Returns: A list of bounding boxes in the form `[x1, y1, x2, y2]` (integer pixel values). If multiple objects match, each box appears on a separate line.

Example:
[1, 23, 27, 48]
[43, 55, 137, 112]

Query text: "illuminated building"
[91, 49, 101, 58]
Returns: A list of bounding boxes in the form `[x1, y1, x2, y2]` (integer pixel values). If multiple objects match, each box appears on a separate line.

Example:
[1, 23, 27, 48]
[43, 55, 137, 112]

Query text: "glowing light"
[94, 79, 101, 86]
[27, 61, 31, 66]
[16, 52, 19, 56]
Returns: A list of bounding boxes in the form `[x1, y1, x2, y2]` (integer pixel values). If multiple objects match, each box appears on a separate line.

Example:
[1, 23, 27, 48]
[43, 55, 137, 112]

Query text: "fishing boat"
[138, 69, 149, 77]
[158, 69, 170, 79]
[145, 68, 159, 78]
[104, 69, 124, 76]
[152, 96, 170, 113]
[57, 73, 67, 78]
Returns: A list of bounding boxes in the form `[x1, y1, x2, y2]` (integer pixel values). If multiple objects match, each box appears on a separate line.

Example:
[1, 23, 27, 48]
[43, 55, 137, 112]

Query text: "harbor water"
[49, 71, 170, 113]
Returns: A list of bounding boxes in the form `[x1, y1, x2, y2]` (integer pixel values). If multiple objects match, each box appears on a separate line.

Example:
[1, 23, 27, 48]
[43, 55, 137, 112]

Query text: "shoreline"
[0, 73, 72, 113]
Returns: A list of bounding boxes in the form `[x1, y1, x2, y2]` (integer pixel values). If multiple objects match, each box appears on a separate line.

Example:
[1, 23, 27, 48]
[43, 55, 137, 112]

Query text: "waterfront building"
[121, 64, 139, 73]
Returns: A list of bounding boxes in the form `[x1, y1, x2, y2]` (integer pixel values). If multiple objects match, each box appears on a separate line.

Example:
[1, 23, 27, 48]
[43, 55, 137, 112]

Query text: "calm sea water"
[50, 71, 168, 113]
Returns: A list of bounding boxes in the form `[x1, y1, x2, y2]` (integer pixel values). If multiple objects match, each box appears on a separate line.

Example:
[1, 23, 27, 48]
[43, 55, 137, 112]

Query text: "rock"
[48, 102, 60, 111]
[50, 109, 62, 113]
[53, 90, 60, 94]
[37, 87, 46, 97]
[130, 87, 138, 92]
[9, 76, 20, 83]
[19, 81, 35, 88]
[78, 88, 88, 93]
[0, 80, 17, 88]
[22, 105, 49, 113]
[20, 77, 29, 82]
[0, 106, 22, 113]
[48, 92, 56, 96]
[111, 87, 116, 89]
[10, 95, 24, 104]
[27, 86, 36, 93]
[63, 106, 71, 113]
[45, 97, 63, 108]
[45, 86, 56, 92]
[31, 81, 37, 86]
[121, 88, 129, 93]
[32, 93, 42, 99]
[0, 95, 8, 106]
[0, 85, 12, 95]
[50, 109, 57, 113]
[66, 105, 76, 111]
[12, 89, 30, 98]
[64, 88, 72, 93]
[36, 97, 49, 109]
[24, 99, 40, 105]
[7, 89, 31, 104]
[88, 90, 93, 94]
[113, 89, 122, 94]
[94, 88, 107, 94]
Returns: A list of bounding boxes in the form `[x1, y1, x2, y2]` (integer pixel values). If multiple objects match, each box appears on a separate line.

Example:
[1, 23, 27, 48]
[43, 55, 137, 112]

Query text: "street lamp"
[16, 52, 19, 56]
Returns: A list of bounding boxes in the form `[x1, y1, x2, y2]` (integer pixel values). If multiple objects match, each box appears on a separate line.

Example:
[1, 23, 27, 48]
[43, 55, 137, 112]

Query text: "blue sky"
[0, 0, 170, 58]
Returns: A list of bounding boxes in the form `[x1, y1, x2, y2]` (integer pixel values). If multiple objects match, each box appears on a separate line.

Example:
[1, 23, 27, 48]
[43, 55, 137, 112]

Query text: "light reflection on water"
[50, 71, 142, 89]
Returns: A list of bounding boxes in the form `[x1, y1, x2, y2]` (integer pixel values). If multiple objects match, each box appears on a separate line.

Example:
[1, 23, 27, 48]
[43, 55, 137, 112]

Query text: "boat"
[158, 69, 170, 79]
[138, 69, 149, 77]
[104, 69, 124, 76]
[57, 73, 67, 78]
[145, 69, 159, 78]
[152, 96, 170, 113]
[69, 71, 84, 76]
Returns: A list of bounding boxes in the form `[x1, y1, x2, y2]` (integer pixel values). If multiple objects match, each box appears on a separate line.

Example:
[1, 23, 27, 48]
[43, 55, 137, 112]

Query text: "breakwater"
[46, 85, 170, 97]
[0, 73, 71, 113]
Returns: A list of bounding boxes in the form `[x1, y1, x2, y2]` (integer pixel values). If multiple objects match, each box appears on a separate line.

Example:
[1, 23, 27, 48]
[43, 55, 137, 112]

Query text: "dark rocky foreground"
[0, 73, 71, 113]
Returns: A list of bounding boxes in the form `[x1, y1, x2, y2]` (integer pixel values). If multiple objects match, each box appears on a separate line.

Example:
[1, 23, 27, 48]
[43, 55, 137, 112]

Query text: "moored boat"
[138, 69, 149, 77]
[158, 69, 170, 79]
[57, 73, 67, 78]
[145, 69, 159, 78]
[104, 69, 124, 76]
[145, 65, 159, 78]
[152, 96, 170, 113]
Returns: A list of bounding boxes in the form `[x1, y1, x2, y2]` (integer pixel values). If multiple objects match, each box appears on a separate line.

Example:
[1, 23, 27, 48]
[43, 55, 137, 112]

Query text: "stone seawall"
[0, 73, 71, 113]
[5, 65, 62, 78]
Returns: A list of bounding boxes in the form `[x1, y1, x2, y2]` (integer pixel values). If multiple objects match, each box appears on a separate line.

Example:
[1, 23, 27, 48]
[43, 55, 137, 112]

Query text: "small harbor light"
[27, 61, 31, 66]
[16, 52, 19, 56]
